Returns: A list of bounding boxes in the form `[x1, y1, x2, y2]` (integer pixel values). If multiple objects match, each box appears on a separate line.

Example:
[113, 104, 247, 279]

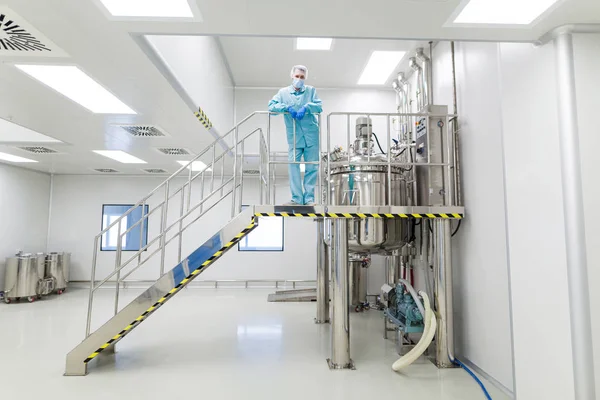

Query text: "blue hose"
[454, 358, 493, 400]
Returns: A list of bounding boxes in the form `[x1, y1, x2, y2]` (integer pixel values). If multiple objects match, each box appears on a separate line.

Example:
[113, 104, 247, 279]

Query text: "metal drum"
[329, 117, 409, 253]
[3, 254, 42, 303]
[45, 252, 70, 294]
[349, 254, 369, 312]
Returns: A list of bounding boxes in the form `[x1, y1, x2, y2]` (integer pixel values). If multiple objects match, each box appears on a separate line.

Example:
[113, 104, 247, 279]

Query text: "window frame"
[238, 206, 284, 252]
[100, 204, 150, 252]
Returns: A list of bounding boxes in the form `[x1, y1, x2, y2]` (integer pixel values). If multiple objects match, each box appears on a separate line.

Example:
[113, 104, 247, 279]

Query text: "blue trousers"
[288, 144, 319, 204]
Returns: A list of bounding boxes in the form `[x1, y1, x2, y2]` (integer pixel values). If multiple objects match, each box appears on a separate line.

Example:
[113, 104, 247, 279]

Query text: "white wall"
[0, 164, 51, 289]
[573, 32, 600, 394]
[147, 35, 234, 133]
[430, 39, 586, 399]
[48, 175, 317, 283]
[432, 41, 514, 393]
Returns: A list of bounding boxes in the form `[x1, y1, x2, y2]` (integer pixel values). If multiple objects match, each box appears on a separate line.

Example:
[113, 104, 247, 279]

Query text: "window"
[239, 206, 284, 252]
[101, 204, 149, 251]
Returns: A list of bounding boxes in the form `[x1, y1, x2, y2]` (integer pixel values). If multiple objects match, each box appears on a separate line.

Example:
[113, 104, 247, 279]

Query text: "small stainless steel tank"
[3, 254, 42, 303]
[349, 253, 369, 311]
[329, 117, 409, 253]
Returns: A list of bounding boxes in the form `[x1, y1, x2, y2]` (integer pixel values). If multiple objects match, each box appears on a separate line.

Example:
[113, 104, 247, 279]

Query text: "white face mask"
[292, 78, 305, 89]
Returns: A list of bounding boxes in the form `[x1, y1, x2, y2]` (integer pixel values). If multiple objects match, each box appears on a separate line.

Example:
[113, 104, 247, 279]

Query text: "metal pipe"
[327, 115, 331, 205]
[159, 182, 170, 276]
[267, 114, 272, 202]
[409, 57, 424, 111]
[328, 218, 353, 369]
[231, 126, 239, 218]
[178, 187, 184, 263]
[318, 114, 323, 204]
[416, 47, 432, 108]
[554, 32, 597, 400]
[239, 139, 245, 212]
[315, 220, 330, 324]
[433, 219, 454, 368]
[85, 236, 99, 337]
[450, 41, 462, 206]
[113, 219, 123, 315]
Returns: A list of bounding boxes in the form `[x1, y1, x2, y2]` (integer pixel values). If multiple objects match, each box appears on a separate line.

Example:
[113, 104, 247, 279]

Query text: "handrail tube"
[100, 176, 236, 287]
[328, 112, 457, 117]
[117, 187, 235, 282]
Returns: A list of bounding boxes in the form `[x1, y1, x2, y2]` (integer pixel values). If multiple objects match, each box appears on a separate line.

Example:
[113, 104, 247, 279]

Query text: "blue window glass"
[101, 205, 149, 251]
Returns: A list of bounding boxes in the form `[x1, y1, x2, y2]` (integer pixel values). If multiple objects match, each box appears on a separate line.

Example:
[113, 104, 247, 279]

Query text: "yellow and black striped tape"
[254, 212, 463, 219]
[83, 219, 257, 364]
[194, 107, 213, 130]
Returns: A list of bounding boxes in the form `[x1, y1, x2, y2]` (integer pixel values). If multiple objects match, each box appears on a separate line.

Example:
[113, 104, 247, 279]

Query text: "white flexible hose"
[392, 291, 437, 371]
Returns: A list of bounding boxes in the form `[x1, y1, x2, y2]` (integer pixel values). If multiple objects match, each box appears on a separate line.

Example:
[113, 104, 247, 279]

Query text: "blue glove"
[296, 106, 307, 120]
[287, 106, 297, 119]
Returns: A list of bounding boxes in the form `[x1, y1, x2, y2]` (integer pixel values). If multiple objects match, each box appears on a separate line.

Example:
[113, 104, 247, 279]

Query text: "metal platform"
[65, 209, 257, 376]
[253, 205, 465, 219]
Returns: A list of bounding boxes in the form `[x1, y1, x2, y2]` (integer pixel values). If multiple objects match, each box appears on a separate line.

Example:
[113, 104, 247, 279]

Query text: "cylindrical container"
[45, 253, 62, 292]
[56, 252, 70, 291]
[349, 254, 369, 310]
[329, 118, 410, 254]
[3, 255, 41, 302]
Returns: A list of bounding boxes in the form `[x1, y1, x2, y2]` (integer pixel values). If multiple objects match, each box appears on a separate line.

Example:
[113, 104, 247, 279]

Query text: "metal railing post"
[231, 126, 239, 217]
[267, 113, 272, 203]
[387, 115, 392, 206]
[178, 187, 184, 263]
[138, 202, 145, 267]
[86, 237, 99, 337]
[114, 219, 123, 316]
[159, 182, 169, 276]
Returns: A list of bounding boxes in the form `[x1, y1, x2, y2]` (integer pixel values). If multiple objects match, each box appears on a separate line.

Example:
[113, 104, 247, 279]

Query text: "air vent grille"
[94, 168, 120, 173]
[243, 169, 260, 175]
[118, 125, 168, 138]
[156, 147, 191, 156]
[17, 146, 59, 154]
[142, 168, 169, 174]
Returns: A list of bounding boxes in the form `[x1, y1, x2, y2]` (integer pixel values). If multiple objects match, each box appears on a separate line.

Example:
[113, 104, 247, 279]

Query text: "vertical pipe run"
[328, 219, 353, 369]
[554, 32, 597, 400]
[318, 114, 323, 204]
[433, 219, 455, 368]
[316, 220, 330, 324]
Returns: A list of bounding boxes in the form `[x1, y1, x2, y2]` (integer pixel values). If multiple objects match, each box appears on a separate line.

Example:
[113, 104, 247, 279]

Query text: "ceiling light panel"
[93, 150, 146, 164]
[358, 51, 406, 85]
[0, 118, 62, 143]
[98, 0, 194, 17]
[15, 65, 136, 114]
[0, 151, 37, 163]
[296, 38, 333, 50]
[177, 160, 212, 172]
[453, 0, 561, 24]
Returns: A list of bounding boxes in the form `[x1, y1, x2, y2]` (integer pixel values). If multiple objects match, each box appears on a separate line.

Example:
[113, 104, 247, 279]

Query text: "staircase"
[65, 113, 273, 376]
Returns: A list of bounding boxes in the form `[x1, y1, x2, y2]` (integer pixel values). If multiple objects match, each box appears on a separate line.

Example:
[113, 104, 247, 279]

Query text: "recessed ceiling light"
[0, 152, 38, 163]
[0, 118, 62, 143]
[15, 65, 136, 114]
[453, 0, 561, 24]
[98, 0, 194, 17]
[177, 160, 212, 172]
[358, 51, 406, 85]
[93, 150, 146, 164]
[296, 38, 333, 50]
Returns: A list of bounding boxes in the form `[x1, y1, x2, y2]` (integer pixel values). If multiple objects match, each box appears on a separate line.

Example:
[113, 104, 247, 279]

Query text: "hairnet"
[290, 65, 308, 79]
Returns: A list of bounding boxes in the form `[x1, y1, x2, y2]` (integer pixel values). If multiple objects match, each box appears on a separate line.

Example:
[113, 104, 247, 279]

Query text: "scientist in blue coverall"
[268, 65, 323, 205]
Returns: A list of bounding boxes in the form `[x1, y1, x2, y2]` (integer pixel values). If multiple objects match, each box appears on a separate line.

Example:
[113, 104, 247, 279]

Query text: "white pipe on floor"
[392, 291, 436, 372]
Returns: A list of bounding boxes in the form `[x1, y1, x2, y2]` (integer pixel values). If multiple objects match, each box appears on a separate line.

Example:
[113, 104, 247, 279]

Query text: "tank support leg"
[328, 218, 354, 370]
[316, 220, 330, 324]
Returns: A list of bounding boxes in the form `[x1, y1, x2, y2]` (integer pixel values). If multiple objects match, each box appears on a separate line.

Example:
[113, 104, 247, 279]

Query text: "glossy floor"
[0, 288, 509, 400]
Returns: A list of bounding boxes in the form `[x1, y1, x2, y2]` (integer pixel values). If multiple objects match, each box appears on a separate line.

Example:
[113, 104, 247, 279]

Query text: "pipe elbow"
[416, 47, 430, 62]
[409, 57, 421, 71]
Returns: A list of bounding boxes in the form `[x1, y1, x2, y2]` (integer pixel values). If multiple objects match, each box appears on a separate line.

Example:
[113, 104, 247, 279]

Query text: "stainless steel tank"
[3, 254, 42, 303]
[329, 117, 409, 253]
[349, 253, 369, 312]
[45, 252, 70, 294]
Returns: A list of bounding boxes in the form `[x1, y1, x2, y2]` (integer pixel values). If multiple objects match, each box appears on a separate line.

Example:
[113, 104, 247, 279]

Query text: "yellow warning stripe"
[193, 106, 213, 130]
[254, 212, 463, 219]
[83, 219, 257, 364]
